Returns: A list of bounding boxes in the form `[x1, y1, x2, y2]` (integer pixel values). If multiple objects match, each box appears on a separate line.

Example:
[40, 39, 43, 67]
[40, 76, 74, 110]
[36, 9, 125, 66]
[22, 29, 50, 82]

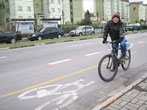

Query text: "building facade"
[70, 0, 83, 24]
[94, 0, 129, 21]
[0, 0, 10, 27]
[129, 2, 147, 23]
[94, 0, 104, 21]
[9, 0, 34, 19]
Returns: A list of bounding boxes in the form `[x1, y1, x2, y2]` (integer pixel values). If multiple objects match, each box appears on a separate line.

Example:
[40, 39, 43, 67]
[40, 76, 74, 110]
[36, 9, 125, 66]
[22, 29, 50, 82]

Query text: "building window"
[28, 16, 32, 18]
[50, 0, 54, 4]
[19, 16, 23, 18]
[57, 0, 60, 4]
[51, 8, 55, 12]
[18, 6, 22, 11]
[27, 6, 31, 11]
[58, 8, 61, 13]
[6, 18, 9, 22]
[36, 4, 39, 8]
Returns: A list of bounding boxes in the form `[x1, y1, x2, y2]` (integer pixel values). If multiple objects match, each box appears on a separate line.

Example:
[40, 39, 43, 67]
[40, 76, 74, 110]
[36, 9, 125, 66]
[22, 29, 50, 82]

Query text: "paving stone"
[131, 89, 140, 94]
[131, 92, 139, 97]
[137, 94, 147, 101]
[124, 104, 137, 110]
[121, 108, 129, 110]
[138, 106, 147, 110]
[107, 106, 119, 110]
[113, 99, 123, 105]
[120, 97, 131, 102]
[136, 100, 145, 106]
[127, 103, 140, 108]
[98, 77, 147, 110]
[141, 92, 146, 95]
[131, 98, 139, 103]
[119, 101, 128, 106]
[110, 103, 122, 109]
[125, 92, 133, 96]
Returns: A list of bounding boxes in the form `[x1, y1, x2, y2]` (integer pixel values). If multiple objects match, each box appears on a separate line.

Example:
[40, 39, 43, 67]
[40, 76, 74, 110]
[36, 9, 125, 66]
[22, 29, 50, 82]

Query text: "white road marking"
[85, 52, 103, 57]
[18, 79, 95, 110]
[70, 43, 91, 47]
[137, 41, 144, 44]
[48, 59, 72, 66]
[0, 56, 6, 59]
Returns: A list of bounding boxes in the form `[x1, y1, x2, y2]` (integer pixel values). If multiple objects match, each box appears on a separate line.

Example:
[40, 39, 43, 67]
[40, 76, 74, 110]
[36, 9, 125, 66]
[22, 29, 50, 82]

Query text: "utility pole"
[96, 12, 99, 27]
[62, 0, 64, 30]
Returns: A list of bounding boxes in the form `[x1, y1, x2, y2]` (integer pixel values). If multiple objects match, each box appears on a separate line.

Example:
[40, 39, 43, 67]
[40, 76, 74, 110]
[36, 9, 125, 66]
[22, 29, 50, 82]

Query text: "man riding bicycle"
[103, 12, 126, 64]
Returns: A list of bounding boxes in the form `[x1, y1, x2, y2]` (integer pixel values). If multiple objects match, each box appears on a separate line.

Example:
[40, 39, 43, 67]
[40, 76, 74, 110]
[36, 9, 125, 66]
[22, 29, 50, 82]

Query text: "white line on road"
[137, 41, 144, 44]
[0, 56, 6, 59]
[70, 43, 91, 47]
[48, 59, 73, 66]
[85, 52, 103, 57]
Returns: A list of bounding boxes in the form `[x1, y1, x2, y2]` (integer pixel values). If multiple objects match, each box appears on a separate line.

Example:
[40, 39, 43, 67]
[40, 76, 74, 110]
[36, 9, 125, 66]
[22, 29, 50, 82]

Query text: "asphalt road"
[0, 32, 147, 110]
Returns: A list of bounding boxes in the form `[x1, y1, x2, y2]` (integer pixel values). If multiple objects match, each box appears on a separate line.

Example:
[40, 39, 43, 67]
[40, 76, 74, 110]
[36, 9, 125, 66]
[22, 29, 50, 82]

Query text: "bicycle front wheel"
[98, 54, 118, 82]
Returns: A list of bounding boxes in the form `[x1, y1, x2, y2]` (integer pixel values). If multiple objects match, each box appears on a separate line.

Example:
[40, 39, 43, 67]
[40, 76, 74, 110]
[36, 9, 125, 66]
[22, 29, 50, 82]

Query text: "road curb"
[92, 74, 147, 110]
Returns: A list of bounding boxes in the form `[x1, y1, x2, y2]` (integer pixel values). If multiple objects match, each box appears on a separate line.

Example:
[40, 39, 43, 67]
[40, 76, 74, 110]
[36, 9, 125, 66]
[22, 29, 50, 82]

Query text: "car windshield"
[38, 28, 47, 32]
[76, 26, 84, 30]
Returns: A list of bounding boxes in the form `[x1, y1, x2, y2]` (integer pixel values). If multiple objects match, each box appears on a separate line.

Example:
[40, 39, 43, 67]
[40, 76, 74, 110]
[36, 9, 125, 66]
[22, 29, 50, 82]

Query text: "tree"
[0, 0, 5, 8]
[78, 10, 92, 25]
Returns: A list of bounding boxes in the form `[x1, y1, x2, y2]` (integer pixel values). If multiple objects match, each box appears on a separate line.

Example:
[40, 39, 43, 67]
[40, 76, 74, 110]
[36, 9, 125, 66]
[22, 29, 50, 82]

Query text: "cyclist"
[103, 12, 126, 64]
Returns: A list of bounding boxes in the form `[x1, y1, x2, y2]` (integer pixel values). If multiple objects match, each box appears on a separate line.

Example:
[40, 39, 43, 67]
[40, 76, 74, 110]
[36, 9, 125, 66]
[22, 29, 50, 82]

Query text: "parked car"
[28, 27, 64, 41]
[125, 24, 140, 32]
[69, 25, 95, 37]
[0, 30, 22, 44]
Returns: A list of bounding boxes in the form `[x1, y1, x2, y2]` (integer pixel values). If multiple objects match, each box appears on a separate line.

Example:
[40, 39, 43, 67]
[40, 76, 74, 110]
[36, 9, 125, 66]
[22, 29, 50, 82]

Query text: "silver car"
[69, 25, 95, 36]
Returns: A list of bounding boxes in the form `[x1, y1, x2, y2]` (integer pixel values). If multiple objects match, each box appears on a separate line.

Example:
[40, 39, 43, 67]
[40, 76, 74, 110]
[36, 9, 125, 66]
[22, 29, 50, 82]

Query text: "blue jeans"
[112, 38, 126, 68]
[112, 38, 126, 58]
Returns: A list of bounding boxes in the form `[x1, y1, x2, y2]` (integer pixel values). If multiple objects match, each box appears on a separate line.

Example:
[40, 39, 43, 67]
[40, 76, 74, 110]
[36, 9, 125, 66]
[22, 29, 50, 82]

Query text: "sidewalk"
[92, 74, 147, 110]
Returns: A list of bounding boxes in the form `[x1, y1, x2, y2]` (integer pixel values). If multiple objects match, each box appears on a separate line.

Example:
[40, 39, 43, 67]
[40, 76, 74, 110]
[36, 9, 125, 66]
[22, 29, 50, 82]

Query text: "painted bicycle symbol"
[18, 79, 95, 110]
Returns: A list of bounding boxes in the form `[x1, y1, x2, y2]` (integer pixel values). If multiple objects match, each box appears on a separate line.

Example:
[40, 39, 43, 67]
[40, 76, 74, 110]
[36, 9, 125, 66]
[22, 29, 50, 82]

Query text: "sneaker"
[110, 67, 116, 71]
[119, 57, 126, 62]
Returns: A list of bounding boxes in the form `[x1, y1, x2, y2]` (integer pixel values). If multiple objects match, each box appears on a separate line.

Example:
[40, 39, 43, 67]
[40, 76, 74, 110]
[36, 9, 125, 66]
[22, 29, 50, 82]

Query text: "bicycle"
[98, 41, 132, 82]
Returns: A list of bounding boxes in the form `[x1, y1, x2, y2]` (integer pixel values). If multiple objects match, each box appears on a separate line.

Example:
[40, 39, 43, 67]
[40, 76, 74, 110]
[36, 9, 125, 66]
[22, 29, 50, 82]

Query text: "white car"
[69, 25, 95, 36]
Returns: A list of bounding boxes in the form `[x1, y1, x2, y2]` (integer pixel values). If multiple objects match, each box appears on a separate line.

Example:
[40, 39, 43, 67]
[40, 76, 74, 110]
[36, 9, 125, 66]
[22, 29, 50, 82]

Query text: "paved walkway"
[92, 74, 147, 110]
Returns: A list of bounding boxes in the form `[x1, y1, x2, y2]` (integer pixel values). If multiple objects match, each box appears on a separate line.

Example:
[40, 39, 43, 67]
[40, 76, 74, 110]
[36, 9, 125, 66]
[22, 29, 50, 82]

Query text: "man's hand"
[103, 39, 107, 44]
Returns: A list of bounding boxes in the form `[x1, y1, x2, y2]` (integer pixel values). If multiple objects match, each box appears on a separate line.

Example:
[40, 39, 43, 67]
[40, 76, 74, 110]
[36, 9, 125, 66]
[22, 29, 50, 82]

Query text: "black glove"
[103, 39, 107, 44]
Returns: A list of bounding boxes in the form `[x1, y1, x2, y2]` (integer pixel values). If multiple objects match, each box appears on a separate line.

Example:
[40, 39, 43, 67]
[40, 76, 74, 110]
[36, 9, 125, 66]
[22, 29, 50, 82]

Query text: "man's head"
[112, 13, 120, 24]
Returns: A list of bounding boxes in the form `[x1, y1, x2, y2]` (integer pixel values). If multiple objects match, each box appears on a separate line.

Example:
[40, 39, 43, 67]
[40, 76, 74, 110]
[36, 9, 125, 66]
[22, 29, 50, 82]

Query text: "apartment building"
[34, 0, 83, 24]
[129, 1, 147, 23]
[94, 0, 129, 21]
[121, 0, 129, 21]
[9, 0, 34, 19]
[0, 0, 10, 27]
[70, 0, 83, 23]
[94, 0, 104, 21]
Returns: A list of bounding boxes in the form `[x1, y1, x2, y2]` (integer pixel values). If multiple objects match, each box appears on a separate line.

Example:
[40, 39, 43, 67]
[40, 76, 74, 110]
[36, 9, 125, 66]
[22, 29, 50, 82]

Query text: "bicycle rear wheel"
[98, 54, 118, 82]
[121, 50, 131, 70]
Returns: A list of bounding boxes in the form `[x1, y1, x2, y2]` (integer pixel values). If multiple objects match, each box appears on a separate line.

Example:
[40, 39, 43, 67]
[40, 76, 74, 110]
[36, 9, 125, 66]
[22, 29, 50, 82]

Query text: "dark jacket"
[103, 20, 125, 43]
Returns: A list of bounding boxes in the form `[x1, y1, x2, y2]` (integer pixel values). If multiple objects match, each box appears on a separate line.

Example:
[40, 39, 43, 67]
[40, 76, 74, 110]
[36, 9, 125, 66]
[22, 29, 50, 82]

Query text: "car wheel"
[11, 38, 16, 44]
[38, 36, 42, 40]
[58, 34, 62, 38]
[91, 32, 94, 35]
[79, 33, 82, 36]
